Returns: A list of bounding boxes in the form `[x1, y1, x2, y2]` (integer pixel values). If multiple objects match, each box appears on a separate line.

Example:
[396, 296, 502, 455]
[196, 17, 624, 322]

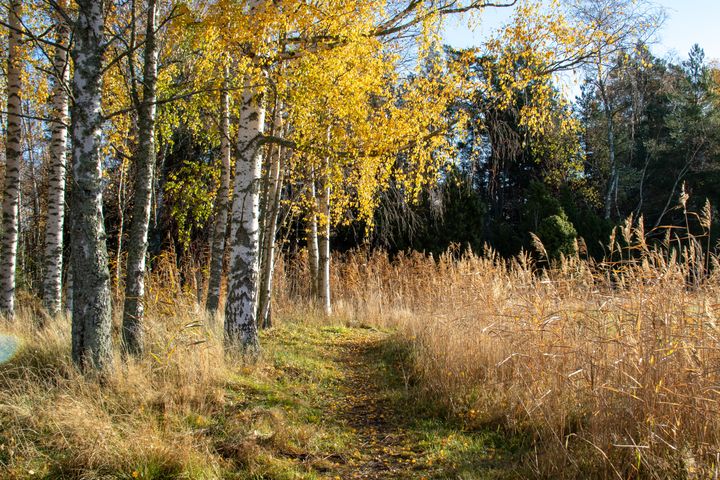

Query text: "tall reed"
[275, 218, 720, 478]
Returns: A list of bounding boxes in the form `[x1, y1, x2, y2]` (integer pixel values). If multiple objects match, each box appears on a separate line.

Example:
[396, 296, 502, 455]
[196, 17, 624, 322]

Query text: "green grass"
[213, 322, 525, 479]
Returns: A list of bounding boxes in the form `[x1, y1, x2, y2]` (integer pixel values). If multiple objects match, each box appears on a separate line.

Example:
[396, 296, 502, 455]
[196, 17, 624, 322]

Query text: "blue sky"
[653, 0, 720, 61]
[442, 1, 720, 63]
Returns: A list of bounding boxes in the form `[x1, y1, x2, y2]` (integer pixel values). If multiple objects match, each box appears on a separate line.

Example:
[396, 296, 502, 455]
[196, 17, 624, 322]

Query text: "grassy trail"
[231, 323, 520, 479]
[329, 329, 430, 479]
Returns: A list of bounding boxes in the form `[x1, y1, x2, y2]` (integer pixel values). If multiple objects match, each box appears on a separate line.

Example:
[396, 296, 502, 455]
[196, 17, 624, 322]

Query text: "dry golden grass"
[0, 261, 233, 479]
[3, 227, 720, 478]
[274, 238, 720, 478]
[0, 254, 364, 480]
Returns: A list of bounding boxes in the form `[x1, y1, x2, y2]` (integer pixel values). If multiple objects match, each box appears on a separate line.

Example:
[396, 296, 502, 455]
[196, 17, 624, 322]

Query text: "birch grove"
[0, 0, 653, 373]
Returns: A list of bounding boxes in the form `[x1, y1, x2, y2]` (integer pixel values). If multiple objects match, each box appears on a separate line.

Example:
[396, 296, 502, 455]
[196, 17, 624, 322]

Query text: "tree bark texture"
[122, 0, 159, 357]
[42, 3, 71, 316]
[0, 0, 23, 318]
[317, 157, 331, 316]
[70, 0, 113, 372]
[206, 70, 232, 315]
[224, 78, 265, 353]
[258, 136, 284, 329]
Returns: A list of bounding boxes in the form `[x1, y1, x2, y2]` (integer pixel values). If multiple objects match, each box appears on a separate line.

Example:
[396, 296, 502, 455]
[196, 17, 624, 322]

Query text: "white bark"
[317, 161, 332, 317]
[42, 3, 70, 316]
[206, 70, 232, 314]
[258, 138, 284, 329]
[0, 0, 23, 318]
[599, 77, 618, 221]
[122, 0, 158, 357]
[70, 0, 113, 372]
[307, 170, 320, 298]
[114, 162, 126, 295]
[224, 78, 266, 352]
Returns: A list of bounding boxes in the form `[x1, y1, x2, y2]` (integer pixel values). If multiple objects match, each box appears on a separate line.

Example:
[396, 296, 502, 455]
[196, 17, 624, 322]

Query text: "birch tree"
[206, 69, 232, 315]
[219, 0, 561, 349]
[70, 0, 113, 371]
[257, 104, 285, 328]
[224, 75, 266, 352]
[307, 175, 320, 297]
[571, 0, 664, 219]
[42, 2, 70, 317]
[122, 0, 159, 357]
[316, 156, 331, 316]
[0, 0, 23, 318]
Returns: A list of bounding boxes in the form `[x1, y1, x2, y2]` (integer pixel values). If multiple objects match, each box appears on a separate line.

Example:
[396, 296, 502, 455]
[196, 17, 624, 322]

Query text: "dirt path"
[239, 324, 518, 479]
[328, 331, 429, 479]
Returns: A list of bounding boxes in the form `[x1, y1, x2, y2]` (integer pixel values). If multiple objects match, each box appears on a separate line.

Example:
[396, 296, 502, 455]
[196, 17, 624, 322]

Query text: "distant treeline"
[365, 44, 720, 260]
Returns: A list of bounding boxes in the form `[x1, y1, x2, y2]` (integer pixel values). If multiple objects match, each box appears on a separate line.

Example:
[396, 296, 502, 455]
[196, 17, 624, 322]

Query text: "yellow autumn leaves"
[100, 0, 603, 238]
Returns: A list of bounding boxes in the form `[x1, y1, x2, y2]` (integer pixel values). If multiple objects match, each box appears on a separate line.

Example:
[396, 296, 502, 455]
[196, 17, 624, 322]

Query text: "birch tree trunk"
[258, 141, 284, 329]
[206, 71, 232, 315]
[122, 0, 158, 357]
[114, 162, 126, 295]
[70, 0, 113, 372]
[599, 78, 618, 221]
[224, 78, 265, 353]
[42, 4, 70, 316]
[307, 171, 320, 298]
[317, 158, 331, 316]
[0, 0, 23, 318]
